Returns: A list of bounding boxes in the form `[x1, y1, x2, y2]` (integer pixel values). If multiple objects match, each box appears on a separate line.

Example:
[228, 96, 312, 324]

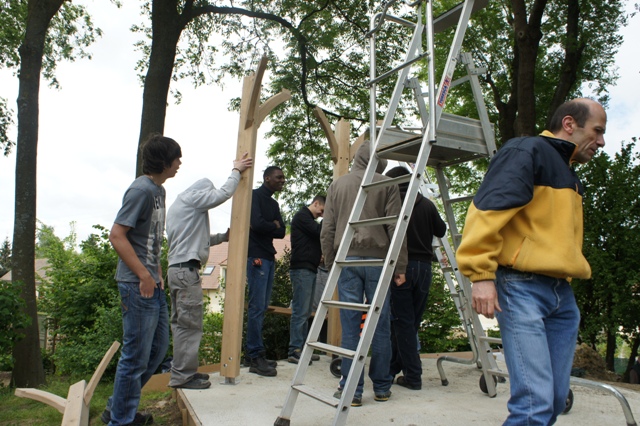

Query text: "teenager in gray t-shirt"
[114, 176, 166, 283]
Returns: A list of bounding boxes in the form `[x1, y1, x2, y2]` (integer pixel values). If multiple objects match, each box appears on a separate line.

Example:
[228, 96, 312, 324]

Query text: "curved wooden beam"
[84, 341, 120, 405]
[350, 132, 366, 161]
[244, 55, 269, 129]
[255, 89, 292, 128]
[15, 388, 66, 414]
[313, 107, 338, 163]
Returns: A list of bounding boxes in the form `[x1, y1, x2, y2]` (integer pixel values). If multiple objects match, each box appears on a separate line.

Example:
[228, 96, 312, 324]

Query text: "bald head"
[549, 98, 607, 164]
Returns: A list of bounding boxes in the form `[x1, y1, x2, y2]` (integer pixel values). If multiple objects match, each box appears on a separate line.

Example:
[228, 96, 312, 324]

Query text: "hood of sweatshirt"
[351, 140, 388, 174]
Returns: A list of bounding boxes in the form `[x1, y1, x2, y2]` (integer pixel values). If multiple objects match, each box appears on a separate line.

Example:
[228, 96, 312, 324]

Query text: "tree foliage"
[574, 139, 640, 375]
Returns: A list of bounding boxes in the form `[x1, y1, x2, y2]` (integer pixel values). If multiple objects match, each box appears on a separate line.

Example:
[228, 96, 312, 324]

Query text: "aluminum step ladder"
[275, 1, 489, 425]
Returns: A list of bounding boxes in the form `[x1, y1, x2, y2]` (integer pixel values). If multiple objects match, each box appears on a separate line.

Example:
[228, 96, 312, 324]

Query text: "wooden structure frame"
[219, 56, 291, 382]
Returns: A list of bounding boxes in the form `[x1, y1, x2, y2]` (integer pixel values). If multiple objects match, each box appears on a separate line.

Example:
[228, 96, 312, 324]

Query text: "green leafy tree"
[37, 224, 121, 376]
[0, 279, 31, 370]
[419, 270, 469, 353]
[0, 238, 11, 278]
[4, 0, 102, 387]
[574, 140, 640, 374]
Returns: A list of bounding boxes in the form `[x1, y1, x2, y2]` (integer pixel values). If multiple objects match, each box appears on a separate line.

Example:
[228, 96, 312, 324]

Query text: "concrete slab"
[177, 355, 640, 425]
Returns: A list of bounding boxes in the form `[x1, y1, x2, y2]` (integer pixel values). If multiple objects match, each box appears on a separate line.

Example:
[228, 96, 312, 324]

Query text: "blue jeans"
[246, 257, 275, 359]
[390, 260, 432, 386]
[338, 257, 393, 397]
[108, 282, 169, 426]
[495, 267, 580, 426]
[288, 268, 317, 355]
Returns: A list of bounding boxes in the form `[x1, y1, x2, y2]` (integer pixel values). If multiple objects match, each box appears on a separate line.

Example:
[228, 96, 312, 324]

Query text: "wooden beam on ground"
[220, 55, 290, 381]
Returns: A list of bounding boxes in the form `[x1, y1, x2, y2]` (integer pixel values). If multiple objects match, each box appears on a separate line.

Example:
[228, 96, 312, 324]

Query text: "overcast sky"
[0, 1, 639, 246]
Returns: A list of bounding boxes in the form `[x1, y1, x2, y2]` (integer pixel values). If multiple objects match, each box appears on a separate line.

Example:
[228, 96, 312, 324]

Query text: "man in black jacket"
[288, 195, 325, 363]
[246, 166, 286, 376]
[385, 166, 446, 390]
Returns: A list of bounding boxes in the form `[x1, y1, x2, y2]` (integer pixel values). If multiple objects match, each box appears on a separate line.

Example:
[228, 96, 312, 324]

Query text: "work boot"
[244, 354, 277, 368]
[249, 356, 277, 376]
[100, 409, 153, 425]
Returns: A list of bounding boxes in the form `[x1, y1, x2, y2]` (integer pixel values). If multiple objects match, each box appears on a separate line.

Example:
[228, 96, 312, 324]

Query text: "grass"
[0, 375, 182, 426]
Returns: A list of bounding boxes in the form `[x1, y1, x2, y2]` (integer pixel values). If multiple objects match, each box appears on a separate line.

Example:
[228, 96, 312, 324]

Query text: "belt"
[169, 259, 201, 269]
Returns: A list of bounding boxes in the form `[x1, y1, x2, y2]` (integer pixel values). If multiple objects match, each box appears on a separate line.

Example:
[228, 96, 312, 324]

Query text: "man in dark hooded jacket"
[321, 140, 408, 405]
[385, 166, 446, 390]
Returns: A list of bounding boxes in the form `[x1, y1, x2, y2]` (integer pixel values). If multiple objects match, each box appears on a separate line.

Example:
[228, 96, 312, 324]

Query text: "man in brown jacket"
[321, 140, 407, 406]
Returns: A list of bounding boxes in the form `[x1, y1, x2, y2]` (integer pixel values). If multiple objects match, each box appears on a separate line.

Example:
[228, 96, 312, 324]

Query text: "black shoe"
[194, 372, 210, 380]
[311, 353, 321, 361]
[396, 375, 421, 390]
[170, 377, 212, 389]
[288, 349, 312, 365]
[245, 354, 277, 368]
[101, 409, 154, 425]
[249, 356, 277, 376]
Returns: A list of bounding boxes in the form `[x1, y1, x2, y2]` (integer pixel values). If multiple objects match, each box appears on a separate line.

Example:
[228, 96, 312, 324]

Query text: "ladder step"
[362, 174, 412, 191]
[445, 194, 474, 204]
[322, 300, 370, 312]
[336, 258, 385, 267]
[479, 336, 502, 345]
[350, 215, 398, 228]
[292, 384, 339, 407]
[486, 368, 508, 377]
[307, 342, 357, 359]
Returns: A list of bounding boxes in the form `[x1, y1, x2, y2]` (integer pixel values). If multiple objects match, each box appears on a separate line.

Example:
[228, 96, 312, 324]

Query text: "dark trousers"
[389, 260, 432, 386]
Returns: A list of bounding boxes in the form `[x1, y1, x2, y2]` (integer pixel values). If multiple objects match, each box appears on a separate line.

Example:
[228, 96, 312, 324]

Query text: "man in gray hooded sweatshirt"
[166, 153, 252, 389]
[321, 140, 407, 406]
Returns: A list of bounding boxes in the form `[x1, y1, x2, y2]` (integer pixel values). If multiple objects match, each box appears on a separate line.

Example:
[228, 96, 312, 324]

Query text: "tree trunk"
[512, 0, 546, 136]
[605, 328, 616, 372]
[623, 335, 639, 383]
[135, 0, 182, 177]
[546, 0, 582, 127]
[11, 0, 65, 388]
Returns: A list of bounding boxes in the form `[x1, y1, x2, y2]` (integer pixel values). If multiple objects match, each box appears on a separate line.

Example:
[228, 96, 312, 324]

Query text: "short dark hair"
[141, 133, 182, 174]
[385, 165, 410, 179]
[263, 166, 282, 180]
[312, 195, 326, 205]
[548, 99, 592, 133]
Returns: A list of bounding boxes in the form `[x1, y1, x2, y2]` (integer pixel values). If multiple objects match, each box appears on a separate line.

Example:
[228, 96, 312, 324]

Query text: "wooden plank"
[14, 388, 66, 414]
[61, 380, 88, 426]
[84, 341, 120, 405]
[220, 72, 257, 379]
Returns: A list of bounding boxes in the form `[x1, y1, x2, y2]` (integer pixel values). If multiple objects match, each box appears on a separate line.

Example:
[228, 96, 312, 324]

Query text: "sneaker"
[244, 355, 277, 368]
[374, 390, 392, 402]
[194, 372, 210, 380]
[100, 409, 153, 425]
[249, 356, 277, 376]
[333, 390, 362, 407]
[288, 349, 312, 365]
[396, 375, 421, 390]
[170, 377, 211, 389]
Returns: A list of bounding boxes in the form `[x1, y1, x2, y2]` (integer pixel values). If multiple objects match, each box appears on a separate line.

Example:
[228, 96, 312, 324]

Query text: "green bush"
[52, 302, 123, 377]
[200, 310, 224, 365]
[419, 270, 470, 353]
[0, 279, 31, 370]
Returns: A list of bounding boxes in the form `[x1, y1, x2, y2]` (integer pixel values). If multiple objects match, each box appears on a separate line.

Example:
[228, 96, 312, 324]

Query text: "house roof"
[0, 258, 50, 282]
[201, 234, 291, 290]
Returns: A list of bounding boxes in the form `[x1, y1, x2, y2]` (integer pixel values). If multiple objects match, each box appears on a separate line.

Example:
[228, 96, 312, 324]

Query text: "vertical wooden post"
[313, 108, 365, 347]
[220, 57, 290, 381]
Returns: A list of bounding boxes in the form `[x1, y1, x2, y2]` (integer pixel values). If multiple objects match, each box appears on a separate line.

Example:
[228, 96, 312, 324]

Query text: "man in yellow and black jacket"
[456, 98, 606, 426]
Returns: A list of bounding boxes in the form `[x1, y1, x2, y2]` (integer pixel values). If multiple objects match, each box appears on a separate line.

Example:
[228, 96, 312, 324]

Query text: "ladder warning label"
[438, 76, 451, 107]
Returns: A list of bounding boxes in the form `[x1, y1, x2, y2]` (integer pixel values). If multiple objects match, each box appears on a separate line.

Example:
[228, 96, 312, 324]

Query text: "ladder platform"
[292, 384, 339, 407]
[322, 300, 370, 312]
[434, 0, 489, 34]
[307, 342, 357, 359]
[376, 113, 494, 166]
